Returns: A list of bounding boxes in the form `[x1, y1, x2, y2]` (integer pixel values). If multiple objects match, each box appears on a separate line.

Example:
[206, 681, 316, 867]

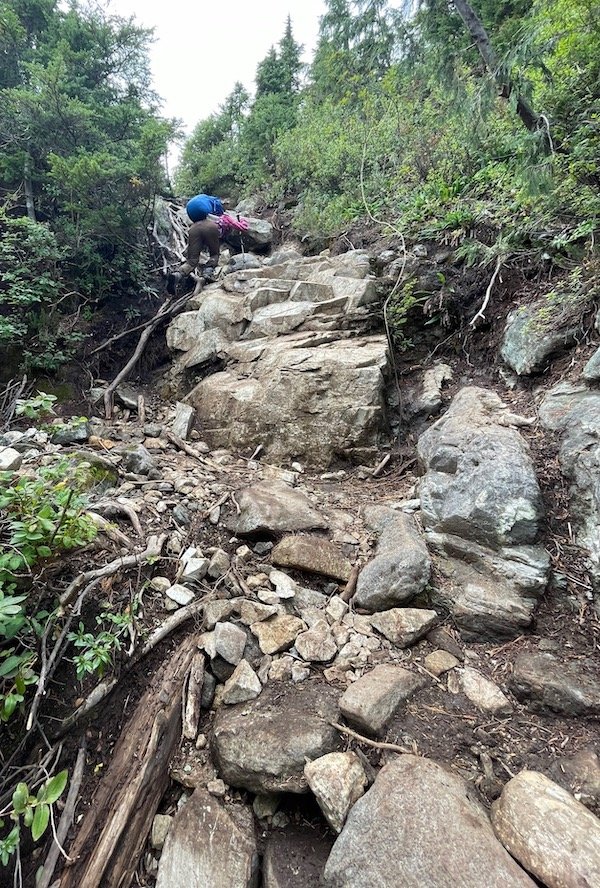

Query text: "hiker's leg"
[183, 221, 205, 271]
[197, 219, 221, 267]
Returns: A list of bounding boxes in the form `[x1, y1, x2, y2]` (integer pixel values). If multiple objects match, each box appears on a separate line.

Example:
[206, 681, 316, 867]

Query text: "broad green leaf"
[41, 770, 68, 805]
[31, 803, 50, 841]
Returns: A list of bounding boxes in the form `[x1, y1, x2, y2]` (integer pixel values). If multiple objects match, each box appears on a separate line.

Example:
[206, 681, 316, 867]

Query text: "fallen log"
[60, 636, 197, 888]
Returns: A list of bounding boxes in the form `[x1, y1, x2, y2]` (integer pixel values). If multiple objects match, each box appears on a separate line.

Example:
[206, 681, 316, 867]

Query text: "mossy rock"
[67, 451, 119, 493]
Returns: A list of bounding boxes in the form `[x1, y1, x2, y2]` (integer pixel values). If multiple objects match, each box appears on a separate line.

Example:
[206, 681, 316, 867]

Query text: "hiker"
[178, 193, 225, 282]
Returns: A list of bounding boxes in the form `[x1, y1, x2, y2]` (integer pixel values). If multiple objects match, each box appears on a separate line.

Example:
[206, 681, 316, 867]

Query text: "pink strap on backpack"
[218, 213, 249, 234]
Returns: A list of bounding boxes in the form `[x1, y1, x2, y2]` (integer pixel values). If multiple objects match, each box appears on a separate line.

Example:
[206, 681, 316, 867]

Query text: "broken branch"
[330, 721, 410, 754]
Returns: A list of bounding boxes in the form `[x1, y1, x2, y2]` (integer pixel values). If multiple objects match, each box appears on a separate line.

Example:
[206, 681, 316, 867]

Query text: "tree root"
[330, 721, 410, 754]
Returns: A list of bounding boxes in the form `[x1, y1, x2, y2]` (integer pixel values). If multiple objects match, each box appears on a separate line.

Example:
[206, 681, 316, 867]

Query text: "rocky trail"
[2, 227, 600, 887]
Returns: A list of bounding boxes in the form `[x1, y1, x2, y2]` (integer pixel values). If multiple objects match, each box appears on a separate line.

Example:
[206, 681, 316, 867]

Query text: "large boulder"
[211, 683, 341, 794]
[227, 482, 327, 535]
[322, 756, 536, 888]
[510, 651, 600, 717]
[539, 382, 600, 588]
[156, 789, 258, 888]
[187, 332, 389, 466]
[427, 532, 549, 640]
[417, 388, 543, 548]
[491, 771, 600, 888]
[501, 302, 581, 375]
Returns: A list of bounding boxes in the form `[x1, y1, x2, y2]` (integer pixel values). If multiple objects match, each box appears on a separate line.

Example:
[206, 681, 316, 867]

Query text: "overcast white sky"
[106, 0, 327, 140]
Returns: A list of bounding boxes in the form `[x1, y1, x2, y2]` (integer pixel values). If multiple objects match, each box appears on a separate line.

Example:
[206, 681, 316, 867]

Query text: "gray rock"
[172, 402, 195, 439]
[427, 532, 549, 640]
[354, 507, 431, 612]
[203, 599, 239, 630]
[222, 660, 262, 704]
[272, 535, 352, 582]
[214, 622, 248, 666]
[186, 332, 389, 467]
[323, 756, 536, 888]
[115, 383, 139, 410]
[250, 615, 305, 655]
[230, 482, 326, 536]
[552, 747, 600, 810]
[165, 584, 195, 607]
[339, 665, 426, 735]
[50, 420, 90, 445]
[262, 825, 333, 888]
[211, 683, 341, 793]
[295, 620, 338, 662]
[370, 608, 438, 648]
[539, 382, 600, 588]
[238, 600, 279, 625]
[118, 443, 156, 476]
[304, 752, 367, 833]
[501, 301, 582, 375]
[407, 363, 453, 419]
[491, 771, 600, 888]
[181, 329, 231, 369]
[458, 666, 512, 716]
[0, 448, 23, 471]
[583, 346, 600, 381]
[418, 387, 543, 548]
[155, 789, 258, 888]
[510, 651, 600, 716]
[180, 556, 209, 583]
[151, 813, 173, 850]
[424, 649, 460, 676]
[208, 549, 231, 579]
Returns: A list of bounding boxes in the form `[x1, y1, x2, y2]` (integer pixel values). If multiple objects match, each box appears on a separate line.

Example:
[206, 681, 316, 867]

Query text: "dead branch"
[86, 512, 134, 549]
[59, 533, 167, 609]
[103, 287, 202, 419]
[330, 721, 410, 754]
[55, 597, 205, 737]
[93, 500, 143, 536]
[371, 453, 391, 478]
[37, 741, 86, 888]
[470, 256, 503, 327]
[341, 564, 360, 603]
[183, 652, 205, 740]
[165, 430, 220, 470]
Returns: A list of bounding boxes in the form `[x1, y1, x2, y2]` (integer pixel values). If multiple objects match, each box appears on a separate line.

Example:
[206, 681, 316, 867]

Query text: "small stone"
[271, 812, 290, 829]
[172, 402, 195, 440]
[269, 657, 294, 681]
[172, 504, 191, 526]
[214, 622, 247, 665]
[326, 596, 349, 623]
[203, 600, 238, 630]
[180, 556, 209, 583]
[370, 608, 438, 648]
[119, 443, 156, 475]
[208, 549, 231, 579]
[291, 664, 310, 683]
[253, 541, 273, 555]
[424, 650, 460, 677]
[269, 569, 297, 599]
[0, 448, 23, 471]
[222, 660, 262, 704]
[246, 573, 270, 590]
[239, 600, 279, 625]
[196, 734, 208, 750]
[165, 584, 195, 607]
[209, 506, 221, 525]
[296, 620, 338, 663]
[236, 544, 253, 562]
[253, 794, 280, 820]
[272, 535, 352, 582]
[459, 667, 512, 716]
[251, 615, 305, 655]
[339, 665, 426, 735]
[206, 778, 227, 797]
[150, 576, 171, 593]
[257, 589, 281, 606]
[201, 672, 216, 709]
[151, 813, 173, 850]
[426, 627, 464, 661]
[305, 752, 368, 833]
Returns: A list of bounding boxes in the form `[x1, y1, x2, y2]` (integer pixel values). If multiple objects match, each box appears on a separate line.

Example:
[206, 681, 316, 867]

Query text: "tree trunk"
[24, 152, 36, 222]
[59, 636, 197, 888]
[452, 0, 543, 137]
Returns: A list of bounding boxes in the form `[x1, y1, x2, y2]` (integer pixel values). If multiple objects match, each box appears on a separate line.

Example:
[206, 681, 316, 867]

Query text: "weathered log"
[183, 651, 205, 740]
[60, 636, 197, 888]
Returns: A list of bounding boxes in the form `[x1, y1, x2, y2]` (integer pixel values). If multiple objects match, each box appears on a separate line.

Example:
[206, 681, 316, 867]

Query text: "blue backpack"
[186, 194, 225, 222]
